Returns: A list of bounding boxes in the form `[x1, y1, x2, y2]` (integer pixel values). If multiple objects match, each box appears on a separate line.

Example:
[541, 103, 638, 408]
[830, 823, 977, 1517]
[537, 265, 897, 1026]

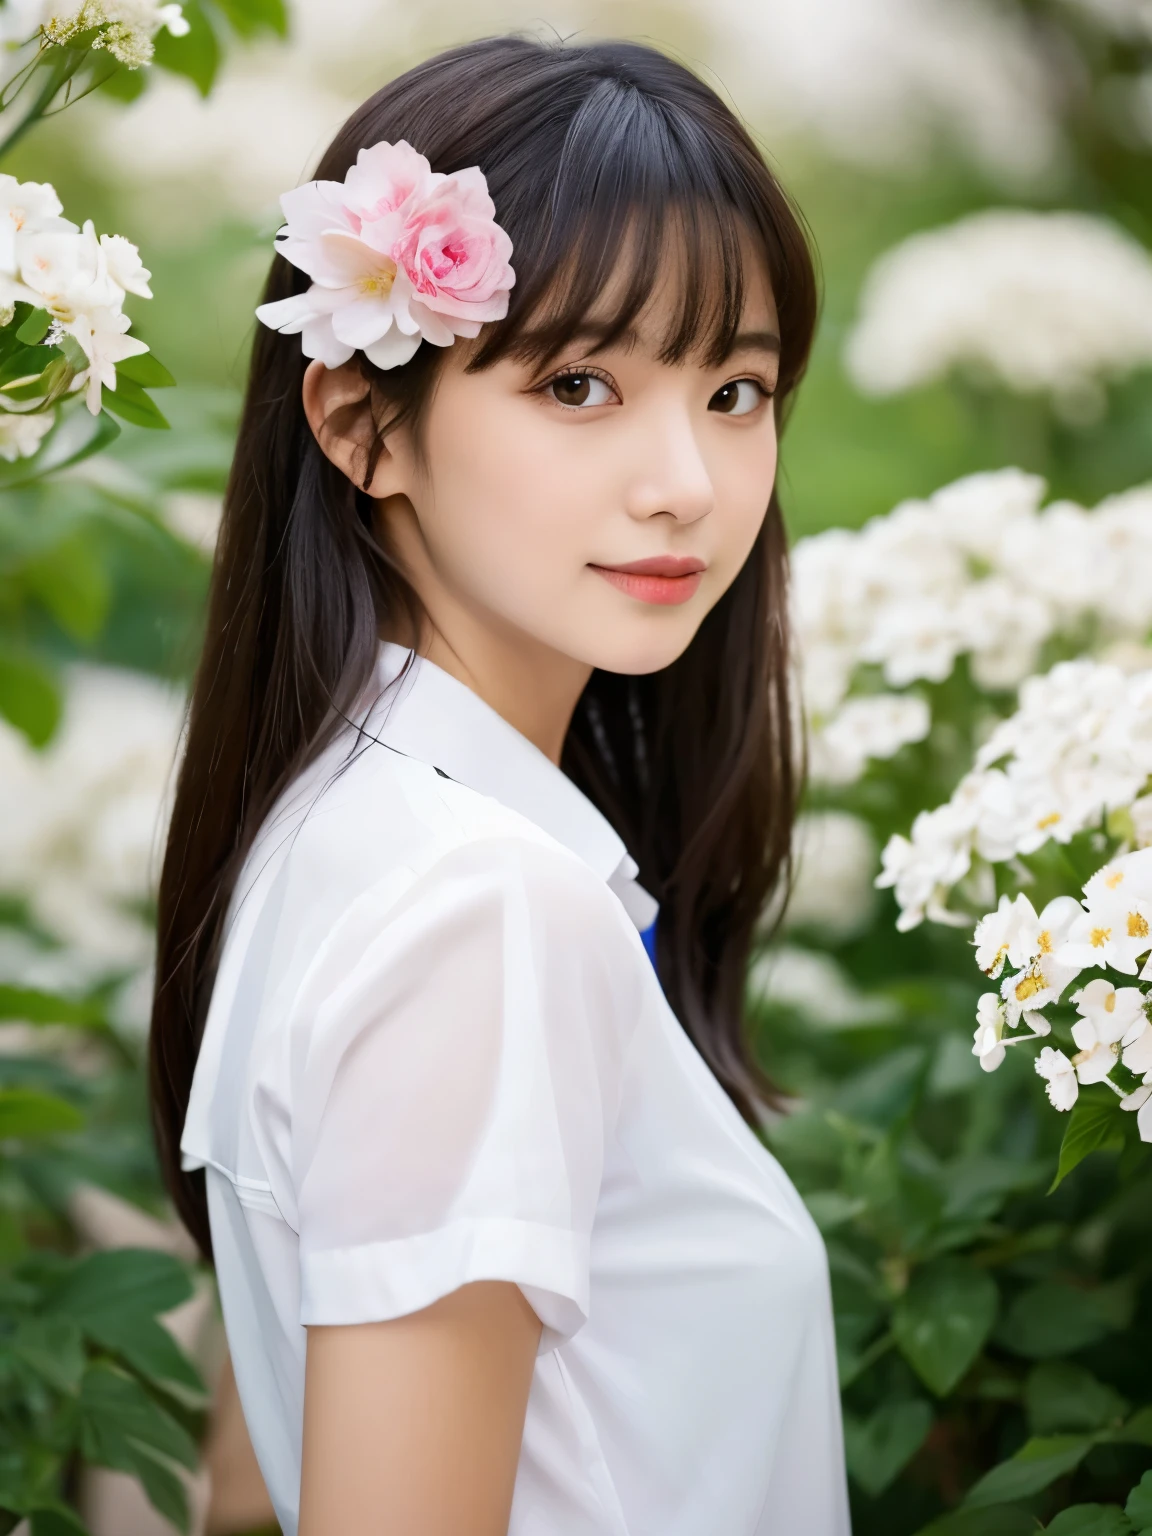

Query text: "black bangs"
[468, 76, 759, 373]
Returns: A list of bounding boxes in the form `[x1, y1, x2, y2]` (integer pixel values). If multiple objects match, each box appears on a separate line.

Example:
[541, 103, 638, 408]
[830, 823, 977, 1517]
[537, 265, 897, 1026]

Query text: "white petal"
[330, 295, 399, 350]
[254, 293, 319, 334]
[362, 327, 422, 370]
[299, 314, 354, 368]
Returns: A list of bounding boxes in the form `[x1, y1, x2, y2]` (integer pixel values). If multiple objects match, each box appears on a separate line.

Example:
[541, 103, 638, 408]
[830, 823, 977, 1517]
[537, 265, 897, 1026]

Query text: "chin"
[575, 618, 702, 677]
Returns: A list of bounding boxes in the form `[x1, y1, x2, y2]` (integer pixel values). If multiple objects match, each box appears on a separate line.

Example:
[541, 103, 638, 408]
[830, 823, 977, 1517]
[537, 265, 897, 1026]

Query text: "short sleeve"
[287, 835, 643, 1354]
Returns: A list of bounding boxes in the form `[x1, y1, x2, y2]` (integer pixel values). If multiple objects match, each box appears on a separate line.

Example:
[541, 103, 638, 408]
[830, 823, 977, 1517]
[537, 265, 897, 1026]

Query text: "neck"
[376, 499, 593, 763]
[418, 619, 591, 765]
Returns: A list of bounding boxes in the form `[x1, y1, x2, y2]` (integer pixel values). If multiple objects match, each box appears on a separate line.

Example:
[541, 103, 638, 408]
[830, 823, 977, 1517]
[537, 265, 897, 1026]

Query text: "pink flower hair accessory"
[254, 139, 515, 370]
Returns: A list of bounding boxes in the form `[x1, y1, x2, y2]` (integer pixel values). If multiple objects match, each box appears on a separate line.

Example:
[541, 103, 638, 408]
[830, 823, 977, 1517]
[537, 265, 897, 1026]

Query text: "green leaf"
[1113, 1408, 1152, 1447]
[15, 308, 51, 345]
[97, 59, 148, 100]
[1001, 1281, 1120, 1360]
[29, 1508, 91, 1536]
[152, 0, 220, 93]
[0, 648, 60, 744]
[44, 1249, 195, 1333]
[101, 375, 170, 430]
[0, 1088, 84, 1139]
[0, 342, 57, 389]
[915, 1507, 1039, 1536]
[1050, 1091, 1126, 1193]
[115, 351, 176, 389]
[1025, 1362, 1128, 1435]
[209, 0, 288, 36]
[23, 530, 111, 642]
[1126, 1470, 1152, 1530]
[834, 1045, 928, 1127]
[102, 1314, 205, 1395]
[1045, 1507, 1131, 1535]
[0, 985, 106, 1030]
[844, 1397, 933, 1496]
[964, 1435, 1094, 1508]
[78, 1365, 197, 1532]
[44, 1249, 204, 1392]
[892, 1259, 998, 1396]
[12, 1318, 85, 1392]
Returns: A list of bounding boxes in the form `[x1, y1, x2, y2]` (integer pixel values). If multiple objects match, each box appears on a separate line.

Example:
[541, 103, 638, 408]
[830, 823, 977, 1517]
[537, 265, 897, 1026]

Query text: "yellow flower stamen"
[1105, 992, 1116, 1013]
[1015, 973, 1045, 1002]
[1127, 912, 1149, 939]
[1105, 870, 1124, 889]
[1036, 812, 1061, 830]
[358, 259, 397, 299]
[1038, 930, 1053, 954]
[1089, 927, 1111, 949]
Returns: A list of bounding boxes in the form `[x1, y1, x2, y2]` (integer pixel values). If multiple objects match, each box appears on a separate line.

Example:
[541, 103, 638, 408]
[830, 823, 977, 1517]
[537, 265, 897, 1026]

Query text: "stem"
[0, 48, 87, 163]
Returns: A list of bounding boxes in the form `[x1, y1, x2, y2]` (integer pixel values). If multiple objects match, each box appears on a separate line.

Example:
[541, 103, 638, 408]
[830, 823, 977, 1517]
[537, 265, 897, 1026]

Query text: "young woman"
[149, 34, 850, 1536]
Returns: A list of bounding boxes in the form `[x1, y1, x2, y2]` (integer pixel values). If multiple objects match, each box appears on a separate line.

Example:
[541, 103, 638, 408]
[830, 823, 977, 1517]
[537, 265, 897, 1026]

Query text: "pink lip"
[589, 555, 706, 606]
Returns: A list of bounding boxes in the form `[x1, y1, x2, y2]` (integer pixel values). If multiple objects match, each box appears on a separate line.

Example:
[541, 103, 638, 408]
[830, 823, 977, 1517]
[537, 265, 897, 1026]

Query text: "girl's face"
[312, 255, 781, 681]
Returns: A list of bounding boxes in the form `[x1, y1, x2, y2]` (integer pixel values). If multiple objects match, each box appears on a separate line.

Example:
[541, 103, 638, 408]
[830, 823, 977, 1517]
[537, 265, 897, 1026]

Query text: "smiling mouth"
[588, 556, 706, 607]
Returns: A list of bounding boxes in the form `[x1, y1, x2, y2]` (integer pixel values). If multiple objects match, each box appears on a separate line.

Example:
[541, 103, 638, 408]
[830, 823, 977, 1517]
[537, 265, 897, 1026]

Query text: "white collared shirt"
[181, 642, 849, 1536]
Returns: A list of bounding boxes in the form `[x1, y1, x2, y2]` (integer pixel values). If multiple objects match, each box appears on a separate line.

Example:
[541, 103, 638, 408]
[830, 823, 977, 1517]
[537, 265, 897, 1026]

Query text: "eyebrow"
[725, 330, 781, 357]
[542, 325, 782, 361]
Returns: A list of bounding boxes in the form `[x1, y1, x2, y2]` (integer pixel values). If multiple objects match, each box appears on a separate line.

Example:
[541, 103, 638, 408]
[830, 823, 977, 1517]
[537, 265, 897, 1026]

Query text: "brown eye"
[549, 373, 615, 408]
[709, 379, 765, 416]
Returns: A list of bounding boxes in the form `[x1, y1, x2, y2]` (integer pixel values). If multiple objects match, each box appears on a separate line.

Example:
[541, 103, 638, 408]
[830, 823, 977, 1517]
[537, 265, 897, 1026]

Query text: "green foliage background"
[1, 2, 1151, 1533]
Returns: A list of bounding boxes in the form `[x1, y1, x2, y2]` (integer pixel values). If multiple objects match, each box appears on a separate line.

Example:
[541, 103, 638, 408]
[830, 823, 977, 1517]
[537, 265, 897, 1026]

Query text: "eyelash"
[536, 367, 776, 410]
[536, 364, 619, 407]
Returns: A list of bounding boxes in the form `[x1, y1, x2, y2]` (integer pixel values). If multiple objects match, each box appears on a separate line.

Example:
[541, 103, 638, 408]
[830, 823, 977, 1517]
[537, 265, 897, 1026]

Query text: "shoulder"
[243, 728, 575, 915]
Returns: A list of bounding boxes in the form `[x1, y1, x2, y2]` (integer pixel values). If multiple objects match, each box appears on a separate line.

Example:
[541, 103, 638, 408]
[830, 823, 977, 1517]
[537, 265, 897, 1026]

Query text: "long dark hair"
[150, 34, 818, 1262]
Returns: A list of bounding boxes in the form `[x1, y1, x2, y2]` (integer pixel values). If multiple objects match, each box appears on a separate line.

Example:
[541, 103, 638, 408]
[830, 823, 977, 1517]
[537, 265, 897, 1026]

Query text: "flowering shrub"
[878, 661, 1152, 929]
[843, 210, 1152, 416]
[794, 469, 1152, 787]
[0, 170, 169, 433]
[760, 470, 1152, 1534]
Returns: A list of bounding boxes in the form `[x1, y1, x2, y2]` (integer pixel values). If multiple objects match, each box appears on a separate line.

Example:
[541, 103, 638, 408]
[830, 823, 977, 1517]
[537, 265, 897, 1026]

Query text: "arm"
[299, 1279, 542, 1535]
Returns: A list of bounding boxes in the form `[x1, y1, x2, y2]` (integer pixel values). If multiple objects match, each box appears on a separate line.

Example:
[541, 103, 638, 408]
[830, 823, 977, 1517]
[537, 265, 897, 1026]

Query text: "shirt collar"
[363, 642, 658, 931]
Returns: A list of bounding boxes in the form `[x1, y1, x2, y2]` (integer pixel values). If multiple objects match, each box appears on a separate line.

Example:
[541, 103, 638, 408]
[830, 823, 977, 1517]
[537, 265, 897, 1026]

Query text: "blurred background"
[3, 3, 1152, 1535]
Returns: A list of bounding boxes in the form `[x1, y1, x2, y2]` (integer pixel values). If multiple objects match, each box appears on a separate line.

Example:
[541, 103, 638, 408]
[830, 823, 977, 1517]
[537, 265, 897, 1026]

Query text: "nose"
[622, 406, 714, 526]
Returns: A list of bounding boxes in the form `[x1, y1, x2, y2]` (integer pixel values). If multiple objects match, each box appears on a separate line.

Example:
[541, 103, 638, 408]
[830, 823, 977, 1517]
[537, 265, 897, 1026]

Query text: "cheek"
[417, 393, 600, 606]
[708, 421, 779, 579]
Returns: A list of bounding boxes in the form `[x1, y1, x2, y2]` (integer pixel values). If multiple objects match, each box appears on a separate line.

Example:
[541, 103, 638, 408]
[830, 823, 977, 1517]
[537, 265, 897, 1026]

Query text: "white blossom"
[0, 665, 184, 967]
[746, 944, 895, 1028]
[1070, 978, 1144, 1081]
[1036, 1046, 1079, 1111]
[845, 211, 1152, 413]
[880, 661, 1152, 928]
[784, 811, 878, 941]
[42, 0, 187, 68]
[973, 993, 1007, 1071]
[711, 0, 1059, 184]
[809, 694, 930, 785]
[791, 469, 1152, 790]
[1122, 1016, 1152, 1075]
[0, 405, 53, 460]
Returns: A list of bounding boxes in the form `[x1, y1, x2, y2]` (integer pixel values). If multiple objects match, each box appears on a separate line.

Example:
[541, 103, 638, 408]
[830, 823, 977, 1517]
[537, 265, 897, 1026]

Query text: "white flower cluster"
[844, 210, 1152, 417]
[712, 0, 1059, 184]
[784, 810, 879, 942]
[970, 849, 1152, 1143]
[793, 468, 1152, 785]
[41, 0, 187, 69]
[0, 172, 153, 423]
[877, 660, 1152, 930]
[0, 665, 184, 970]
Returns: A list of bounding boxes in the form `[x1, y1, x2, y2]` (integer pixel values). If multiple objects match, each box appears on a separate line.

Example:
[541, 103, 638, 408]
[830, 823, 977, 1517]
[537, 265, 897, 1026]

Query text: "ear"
[301, 358, 409, 499]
